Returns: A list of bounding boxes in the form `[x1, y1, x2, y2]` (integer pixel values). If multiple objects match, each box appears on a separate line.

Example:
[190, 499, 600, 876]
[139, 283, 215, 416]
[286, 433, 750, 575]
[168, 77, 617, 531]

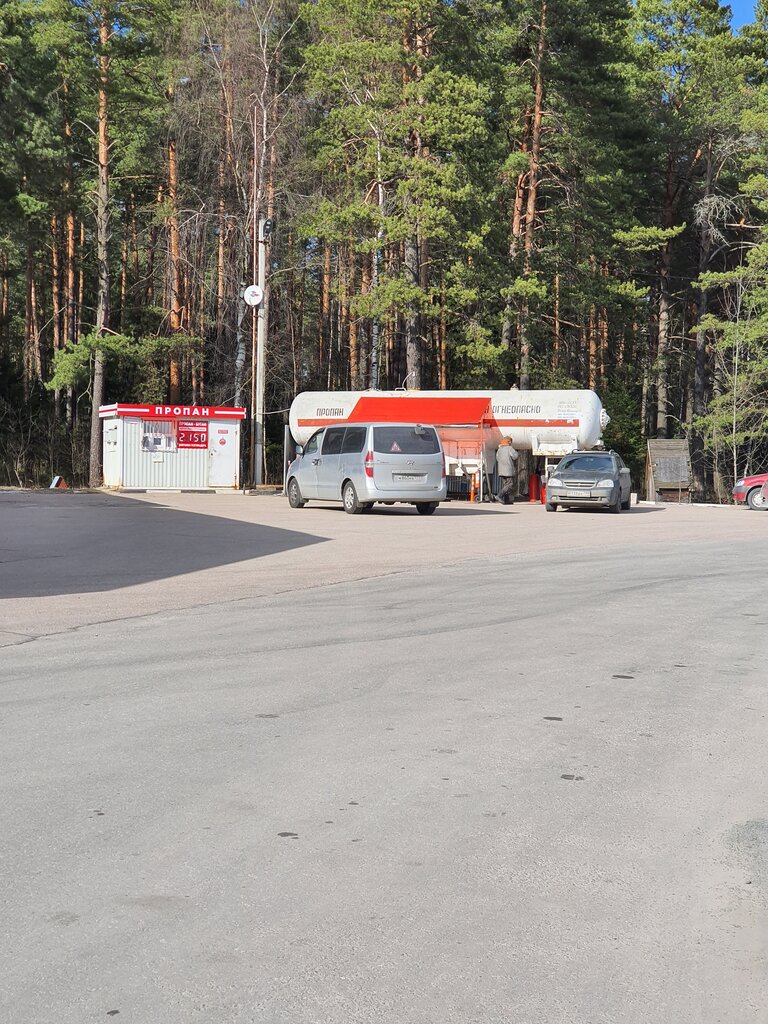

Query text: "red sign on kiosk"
[177, 420, 208, 449]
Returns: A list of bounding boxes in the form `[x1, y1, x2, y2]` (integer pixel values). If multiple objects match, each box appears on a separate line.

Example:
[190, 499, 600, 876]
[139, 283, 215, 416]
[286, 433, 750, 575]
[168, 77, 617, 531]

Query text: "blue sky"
[729, 0, 757, 27]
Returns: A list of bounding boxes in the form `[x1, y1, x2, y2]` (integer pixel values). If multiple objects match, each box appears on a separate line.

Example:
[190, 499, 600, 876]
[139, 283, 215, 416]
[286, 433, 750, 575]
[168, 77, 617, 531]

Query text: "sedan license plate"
[393, 473, 426, 482]
[566, 489, 588, 498]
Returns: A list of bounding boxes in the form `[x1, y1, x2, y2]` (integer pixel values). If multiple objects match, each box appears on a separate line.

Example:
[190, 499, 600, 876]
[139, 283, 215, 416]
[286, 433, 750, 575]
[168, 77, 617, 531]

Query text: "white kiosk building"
[100, 402, 246, 490]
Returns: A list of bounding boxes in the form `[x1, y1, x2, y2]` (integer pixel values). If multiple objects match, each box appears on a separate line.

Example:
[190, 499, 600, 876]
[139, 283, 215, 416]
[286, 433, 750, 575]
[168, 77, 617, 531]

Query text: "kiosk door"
[208, 424, 238, 487]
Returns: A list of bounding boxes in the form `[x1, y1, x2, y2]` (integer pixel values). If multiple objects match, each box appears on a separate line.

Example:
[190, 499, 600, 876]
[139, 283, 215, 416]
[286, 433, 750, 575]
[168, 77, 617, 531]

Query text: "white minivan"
[286, 422, 447, 514]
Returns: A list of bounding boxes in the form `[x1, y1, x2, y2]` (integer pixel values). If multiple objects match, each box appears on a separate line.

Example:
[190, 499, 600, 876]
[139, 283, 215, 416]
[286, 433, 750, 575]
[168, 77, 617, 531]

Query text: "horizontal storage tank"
[289, 389, 609, 457]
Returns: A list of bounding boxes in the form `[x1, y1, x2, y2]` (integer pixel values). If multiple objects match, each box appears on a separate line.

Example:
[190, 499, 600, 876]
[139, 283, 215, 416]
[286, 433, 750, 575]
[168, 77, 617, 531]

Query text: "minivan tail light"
[441, 458, 446, 479]
[364, 451, 374, 478]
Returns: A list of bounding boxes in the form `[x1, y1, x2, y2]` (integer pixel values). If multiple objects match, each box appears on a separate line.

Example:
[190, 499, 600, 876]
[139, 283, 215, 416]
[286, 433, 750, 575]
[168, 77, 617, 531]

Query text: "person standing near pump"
[495, 437, 519, 504]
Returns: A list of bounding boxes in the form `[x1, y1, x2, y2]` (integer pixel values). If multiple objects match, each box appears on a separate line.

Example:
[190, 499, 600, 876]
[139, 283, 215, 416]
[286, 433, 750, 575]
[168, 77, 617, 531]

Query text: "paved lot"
[1, 489, 765, 638]
[1, 490, 767, 1023]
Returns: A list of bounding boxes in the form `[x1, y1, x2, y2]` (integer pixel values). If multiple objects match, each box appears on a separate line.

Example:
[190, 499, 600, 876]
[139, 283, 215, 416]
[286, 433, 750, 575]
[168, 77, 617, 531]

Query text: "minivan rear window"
[373, 426, 440, 455]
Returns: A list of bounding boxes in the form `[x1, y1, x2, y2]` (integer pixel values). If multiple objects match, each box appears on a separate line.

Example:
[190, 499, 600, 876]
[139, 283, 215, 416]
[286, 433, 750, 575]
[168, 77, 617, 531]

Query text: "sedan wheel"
[747, 487, 768, 510]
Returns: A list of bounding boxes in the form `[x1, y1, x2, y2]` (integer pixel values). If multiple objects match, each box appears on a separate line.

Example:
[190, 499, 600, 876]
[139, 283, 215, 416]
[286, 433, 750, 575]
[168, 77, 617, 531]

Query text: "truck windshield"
[373, 426, 440, 455]
[558, 455, 615, 473]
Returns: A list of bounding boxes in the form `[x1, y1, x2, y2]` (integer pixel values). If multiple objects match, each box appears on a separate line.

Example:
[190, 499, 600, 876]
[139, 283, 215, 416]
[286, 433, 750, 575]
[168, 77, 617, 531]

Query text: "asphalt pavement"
[1, 491, 767, 1023]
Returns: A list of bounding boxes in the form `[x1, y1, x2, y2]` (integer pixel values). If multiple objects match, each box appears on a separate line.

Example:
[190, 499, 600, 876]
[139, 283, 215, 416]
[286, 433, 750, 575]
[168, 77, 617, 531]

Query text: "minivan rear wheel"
[342, 481, 364, 514]
[416, 502, 438, 516]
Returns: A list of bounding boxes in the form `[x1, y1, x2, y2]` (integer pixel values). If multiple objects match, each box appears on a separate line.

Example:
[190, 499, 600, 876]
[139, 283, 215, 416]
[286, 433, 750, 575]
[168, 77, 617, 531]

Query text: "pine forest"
[2, 0, 768, 494]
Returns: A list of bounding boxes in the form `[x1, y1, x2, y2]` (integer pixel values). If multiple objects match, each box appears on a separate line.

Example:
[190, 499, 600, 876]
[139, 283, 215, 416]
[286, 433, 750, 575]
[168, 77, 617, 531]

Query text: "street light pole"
[249, 214, 266, 486]
[255, 215, 266, 485]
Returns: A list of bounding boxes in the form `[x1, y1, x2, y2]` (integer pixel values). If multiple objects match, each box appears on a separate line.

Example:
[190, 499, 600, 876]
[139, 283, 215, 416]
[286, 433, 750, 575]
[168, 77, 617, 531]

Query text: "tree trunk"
[641, 363, 650, 437]
[51, 213, 62, 415]
[404, 232, 421, 388]
[216, 74, 228, 339]
[146, 184, 163, 306]
[655, 152, 678, 439]
[501, 114, 530, 353]
[691, 140, 714, 495]
[120, 234, 128, 334]
[368, 132, 386, 389]
[655, 242, 672, 437]
[297, 258, 306, 395]
[320, 240, 331, 383]
[89, 10, 111, 489]
[233, 276, 247, 406]
[553, 265, 560, 369]
[359, 251, 371, 388]
[0, 253, 8, 348]
[348, 245, 359, 389]
[77, 220, 85, 345]
[588, 304, 597, 390]
[24, 242, 42, 394]
[518, 0, 547, 391]
[168, 127, 182, 402]
[439, 288, 447, 389]
[130, 194, 139, 292]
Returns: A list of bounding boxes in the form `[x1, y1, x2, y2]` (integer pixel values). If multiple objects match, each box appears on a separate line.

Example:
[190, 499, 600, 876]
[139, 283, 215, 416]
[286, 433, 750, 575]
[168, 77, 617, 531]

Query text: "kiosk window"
[141, 420, 175, 452]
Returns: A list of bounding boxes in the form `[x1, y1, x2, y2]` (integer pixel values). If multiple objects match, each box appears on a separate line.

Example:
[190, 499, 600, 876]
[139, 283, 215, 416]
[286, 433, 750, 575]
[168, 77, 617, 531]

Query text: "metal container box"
[99, 403, 246, 490]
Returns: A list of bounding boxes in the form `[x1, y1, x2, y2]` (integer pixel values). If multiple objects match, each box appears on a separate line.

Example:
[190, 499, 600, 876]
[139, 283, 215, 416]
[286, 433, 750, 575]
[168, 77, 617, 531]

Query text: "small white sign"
[244, 284, 264, 307]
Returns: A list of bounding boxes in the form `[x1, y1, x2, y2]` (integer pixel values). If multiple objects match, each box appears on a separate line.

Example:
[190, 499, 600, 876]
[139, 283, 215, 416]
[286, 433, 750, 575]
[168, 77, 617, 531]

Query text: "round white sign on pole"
[244, 284, 264, 307]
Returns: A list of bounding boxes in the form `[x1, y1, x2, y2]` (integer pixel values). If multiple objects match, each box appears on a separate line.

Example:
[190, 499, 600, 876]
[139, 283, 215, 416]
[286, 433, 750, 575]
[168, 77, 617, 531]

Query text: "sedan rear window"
[558, 455, 616, 473]
[373, 426, 440, 455]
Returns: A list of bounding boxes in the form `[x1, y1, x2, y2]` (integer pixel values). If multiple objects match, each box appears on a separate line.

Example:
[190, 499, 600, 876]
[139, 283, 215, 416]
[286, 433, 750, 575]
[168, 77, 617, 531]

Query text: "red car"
[733, 472, 768, 510]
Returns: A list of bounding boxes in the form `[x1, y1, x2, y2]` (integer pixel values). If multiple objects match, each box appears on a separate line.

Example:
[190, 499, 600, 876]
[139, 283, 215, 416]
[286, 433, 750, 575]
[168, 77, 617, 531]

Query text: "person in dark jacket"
[495, 438, 519, 504]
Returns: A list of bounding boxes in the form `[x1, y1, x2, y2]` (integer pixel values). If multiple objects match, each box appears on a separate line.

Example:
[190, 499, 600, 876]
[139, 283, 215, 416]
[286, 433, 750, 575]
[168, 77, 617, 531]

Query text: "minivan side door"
[317, 426, 346, 498]
[340, 425, 368, 490]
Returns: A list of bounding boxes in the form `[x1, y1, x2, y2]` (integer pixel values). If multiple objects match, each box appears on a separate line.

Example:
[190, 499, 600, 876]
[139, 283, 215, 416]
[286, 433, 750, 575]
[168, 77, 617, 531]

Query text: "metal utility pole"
[249, 215, 267, 486]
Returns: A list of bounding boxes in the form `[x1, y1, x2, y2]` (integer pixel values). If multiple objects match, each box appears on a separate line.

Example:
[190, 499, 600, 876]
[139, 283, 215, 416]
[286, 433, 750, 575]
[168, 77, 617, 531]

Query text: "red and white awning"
[99, 403, 246, 420]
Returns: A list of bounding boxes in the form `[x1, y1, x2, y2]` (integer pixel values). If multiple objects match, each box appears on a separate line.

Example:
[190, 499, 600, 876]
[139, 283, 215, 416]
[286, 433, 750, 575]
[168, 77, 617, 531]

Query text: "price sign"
[177, 419, 208, 449]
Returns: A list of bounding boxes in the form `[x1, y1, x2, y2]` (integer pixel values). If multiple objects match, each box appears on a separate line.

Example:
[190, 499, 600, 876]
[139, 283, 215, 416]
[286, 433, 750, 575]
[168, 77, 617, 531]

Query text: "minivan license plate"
[394, 473, 425, 482]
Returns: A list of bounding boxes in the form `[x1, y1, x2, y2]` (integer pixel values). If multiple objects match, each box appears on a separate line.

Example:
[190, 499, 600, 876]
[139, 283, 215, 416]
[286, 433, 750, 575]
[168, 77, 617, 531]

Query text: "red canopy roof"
[346, 395, 491, 425]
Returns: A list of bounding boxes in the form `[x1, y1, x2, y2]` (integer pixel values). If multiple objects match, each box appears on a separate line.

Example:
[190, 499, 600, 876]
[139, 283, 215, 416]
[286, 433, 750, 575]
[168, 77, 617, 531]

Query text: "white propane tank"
[289, 389, 609, 457]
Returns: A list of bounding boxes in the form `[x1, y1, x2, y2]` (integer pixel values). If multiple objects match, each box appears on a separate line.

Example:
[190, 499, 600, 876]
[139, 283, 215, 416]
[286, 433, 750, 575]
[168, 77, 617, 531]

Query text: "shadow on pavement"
[0, 491, 328, 599]
[561, 506, 665, 515]
[299, 503, 507, 516]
